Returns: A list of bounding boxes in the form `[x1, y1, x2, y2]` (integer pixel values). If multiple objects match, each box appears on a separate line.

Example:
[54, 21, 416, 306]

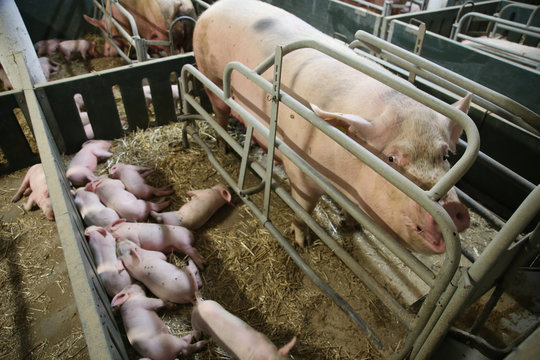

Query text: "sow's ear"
[447, 93, 473, 153]
[82, 14, 106, 30]
[310, 103, 376, 141]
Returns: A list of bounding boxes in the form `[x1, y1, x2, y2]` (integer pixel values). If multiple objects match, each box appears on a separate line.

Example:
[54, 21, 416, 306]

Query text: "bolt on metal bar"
[353, 30, 540, 133]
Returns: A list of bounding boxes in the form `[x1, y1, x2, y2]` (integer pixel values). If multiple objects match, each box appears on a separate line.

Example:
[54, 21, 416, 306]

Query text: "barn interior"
[0, 1, 539, 360]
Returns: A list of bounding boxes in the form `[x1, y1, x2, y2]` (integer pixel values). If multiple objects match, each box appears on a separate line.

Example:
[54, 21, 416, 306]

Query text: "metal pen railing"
[450, 11, 540, 70]
[180, 35, 480, 357]
[352, 29, 540, 134]
[91, 0, 199, 63]
[92, 0, 147, 62]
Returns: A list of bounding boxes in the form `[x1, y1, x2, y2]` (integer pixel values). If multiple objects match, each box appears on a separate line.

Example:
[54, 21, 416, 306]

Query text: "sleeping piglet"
[191, 285, 296, 360]
[59, 39, 98, 61]
[117, 239, 202, 304]
[73, 187, 120, 227]
[108, 163, 174, 200]
[86, 176, 169, 222]
[111, 284, 208, 360]
[12, 163, 54, 221]
[84, 226, 132, 297]
[66, 140, 113, 187]
[107, 219, 206, 269]
[151, 184, 232, 229]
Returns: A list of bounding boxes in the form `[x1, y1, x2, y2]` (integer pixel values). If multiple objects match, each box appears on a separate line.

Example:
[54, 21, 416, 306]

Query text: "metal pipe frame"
[91, 0, 148, 63]
[168, 16, 197, 55]
[456, 33, 540, 68]
[181, 64, 416, 333]
[496, 3, 540, 35]
[180, 34, 481, 357]
[451, 11, 540, 67]
[451, 11, 540, 40]
[412, 186, 540, 360]
[352, 30, 540, 133]
[92, 0, 184, 62]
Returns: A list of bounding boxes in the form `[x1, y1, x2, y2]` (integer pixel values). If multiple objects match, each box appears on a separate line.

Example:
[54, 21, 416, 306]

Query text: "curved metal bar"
[348, 38, 540, 135]
[168, 16, 197, 55]
[250, 36, 480, 202]
[182, 34, 480, 355]
[185, 125, 386, 352]
[353, 30, 540, 131]
[182, 63, 425, 323]
[453, 11, 540, 41]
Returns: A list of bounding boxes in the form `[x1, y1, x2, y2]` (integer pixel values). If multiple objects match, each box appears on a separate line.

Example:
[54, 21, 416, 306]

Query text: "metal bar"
[457, 139, 535, 193]
[408, 22, 426, 84]
[238, 124, 255, 191]
[456, 32, 540, 64]
[494, 4, 540, 38]
[412, 185, 540, 360]
[351, 41, 539, 134]
[168, 16, 197, 54]
[456, 188, 505, 231]
[353, 30, 540, 132]
[263, 46, 283, 219]
[180, 32, 478, 354]
[185, 124, 386, 351]
[219, 61, 440, 286]
[453, 12, 540, 41]
[180, 70, 416, 326]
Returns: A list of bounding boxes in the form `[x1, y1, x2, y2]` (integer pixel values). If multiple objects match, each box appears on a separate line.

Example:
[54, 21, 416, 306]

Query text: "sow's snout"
[418, 199, 470, 254]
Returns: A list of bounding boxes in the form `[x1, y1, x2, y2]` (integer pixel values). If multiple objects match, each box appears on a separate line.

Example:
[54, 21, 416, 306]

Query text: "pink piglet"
[86, 176, 169, 222]
[151, 183, 232, 229]
[66, 140, 113, 187]
[109, 162, 174, 200]
[111, 284, 207, 360]
[107, 219, 206, 269]
[190, 276, 296, 360]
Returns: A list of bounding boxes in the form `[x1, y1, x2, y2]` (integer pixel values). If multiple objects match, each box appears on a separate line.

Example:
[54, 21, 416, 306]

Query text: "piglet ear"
[109, 219, 126, 231]
[111, 291, 128, 307]
[220, 187, 232, 203]
[85, 180, 97, 192]
[96, 227, 107, 237]
[278, 336, 297, 356]
[447, 93, 472, 153]
[117, 259, 126, 272]
[311, 103, 375, 141]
